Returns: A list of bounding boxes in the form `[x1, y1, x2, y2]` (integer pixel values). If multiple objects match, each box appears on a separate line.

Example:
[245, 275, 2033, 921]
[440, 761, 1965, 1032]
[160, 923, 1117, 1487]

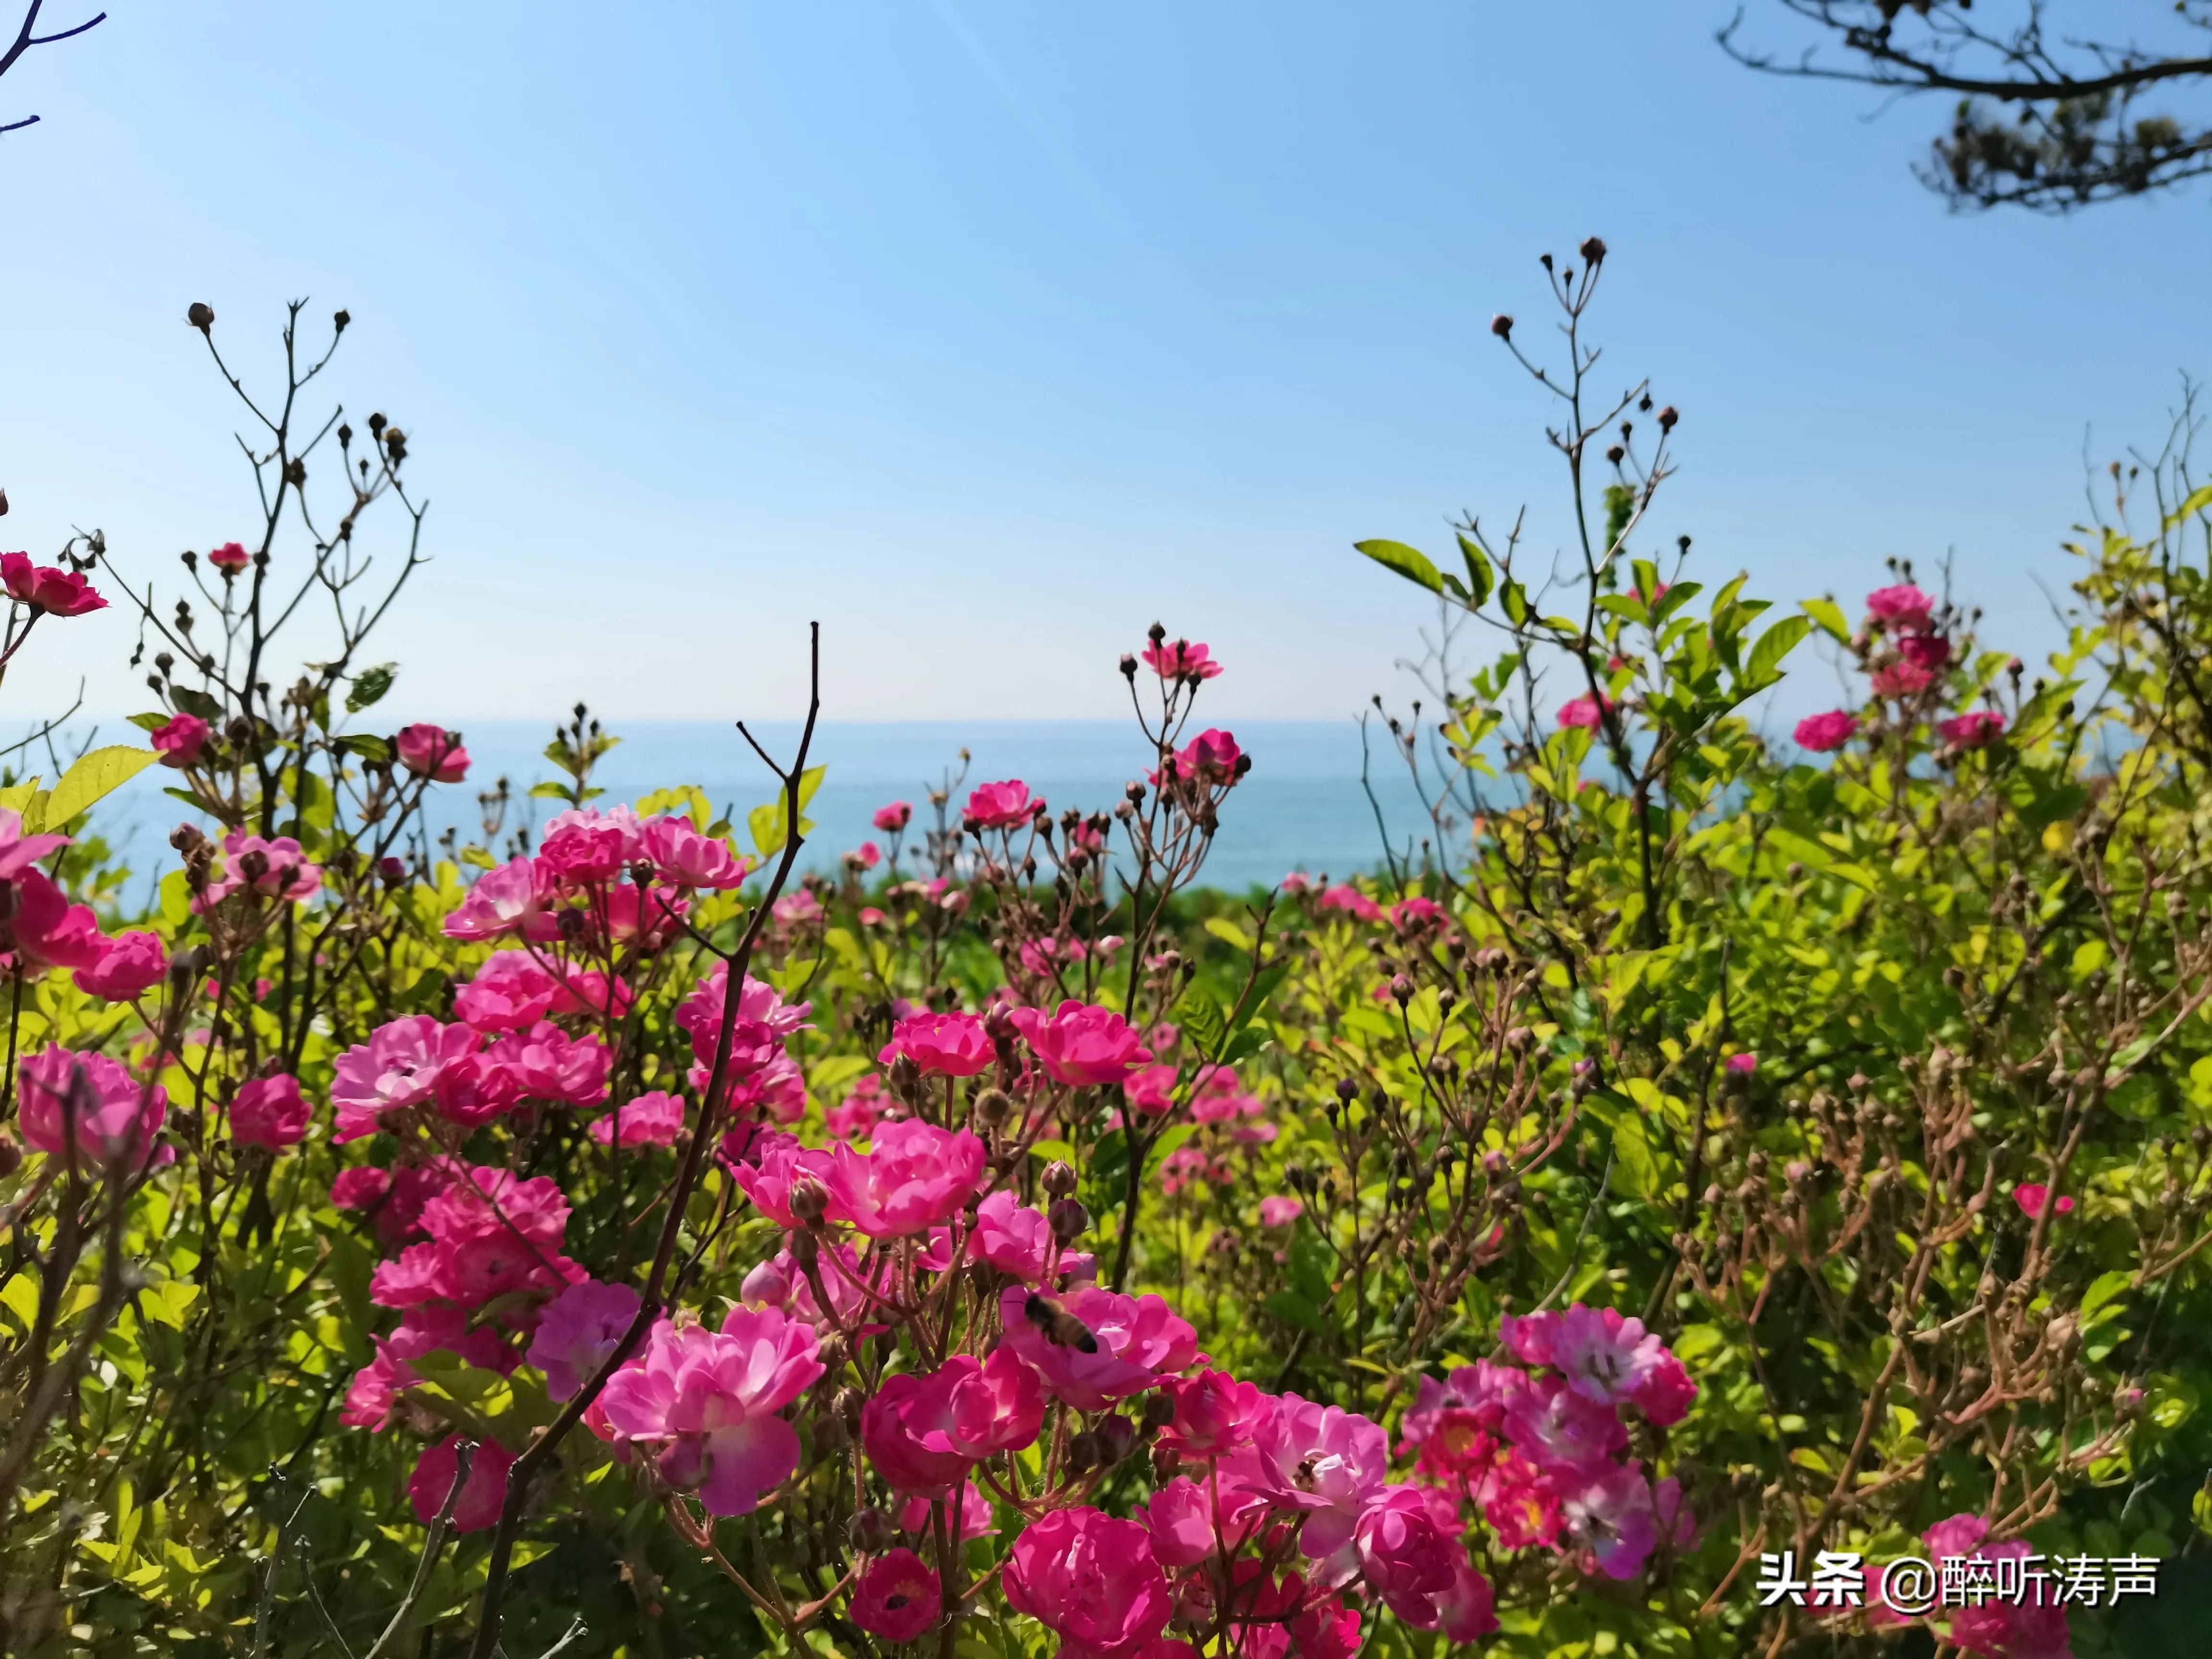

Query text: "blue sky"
[1, 1, 2206, 731]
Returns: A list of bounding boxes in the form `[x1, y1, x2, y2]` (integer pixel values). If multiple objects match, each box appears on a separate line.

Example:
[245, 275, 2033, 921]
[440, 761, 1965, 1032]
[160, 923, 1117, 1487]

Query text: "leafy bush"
[3, 259, 2211, 1659]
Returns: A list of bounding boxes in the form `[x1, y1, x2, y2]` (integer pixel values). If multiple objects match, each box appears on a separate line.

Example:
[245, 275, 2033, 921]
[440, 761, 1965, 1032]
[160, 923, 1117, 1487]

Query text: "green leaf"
[1174, 986, 1228, 1058]
[1262, 1291, 1324, 1334]
[337, 733, 393, 764]
[344, 662, 397, 714]
[1803, 598, 1851, 644]
[43, 745, 159, 829]
[2082, 1270, 2133, 1328]
[1354, 539, 1443, 595]
[1611, 1116, 1659, 1201]
[1455, 534, 1495, 606]
[1743, 614, 1814, 692]
[749, 765, 828, 858]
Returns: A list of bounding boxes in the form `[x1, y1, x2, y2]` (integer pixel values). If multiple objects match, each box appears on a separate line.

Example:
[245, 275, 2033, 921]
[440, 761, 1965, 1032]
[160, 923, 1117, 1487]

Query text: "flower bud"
[1042, 1160, 1078, 1199]
[1049, 1198, 1089, 1243]
[1095, 1415, 1136, 1465]
[187, 301, 215, 333]
[788, 1175, 830, 1226]
[1388, 974, 1414, 1004]
[1578, 236, 1607, 264]
[833, 1385, 866, 1430]
[1657, 405, 1679, 432]
[974, 1087, 1012, 1125]
[1119, 653, 1138, 678]
[333, 308, 351, 331]
[1065, 1430, 1101, 1474]
[1141, 1391, 1177, 1431]
[742, 1258, 791, 1308]
[848, 1507, 895, 1552]
[1490, 313, 1513, 338]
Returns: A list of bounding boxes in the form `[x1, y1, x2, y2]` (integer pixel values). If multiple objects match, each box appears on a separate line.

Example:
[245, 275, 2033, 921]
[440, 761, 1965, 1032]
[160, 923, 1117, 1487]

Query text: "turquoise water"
[89, 720, 1454, 898]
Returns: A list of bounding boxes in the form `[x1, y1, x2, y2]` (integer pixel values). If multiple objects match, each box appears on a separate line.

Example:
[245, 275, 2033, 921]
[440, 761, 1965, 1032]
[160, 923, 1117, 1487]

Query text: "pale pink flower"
[1507, 1305, 1669, 1410]
[195, 831, 322, 909]
[1011, 999, 1154, 1087]
[1794, 710, 1858, 753]
[231, 1074, 311, 1149]
[528, 1278, 642, 1399]
[999, 1284, 1199, 1411]
[1559, 1462, 1659, 1580]
[851, 1548, 940, 1643]
[16, 1047, 168, 1171]
[1002, 1508, 1171, 1659]
[330, 1016, 481, 1143]
[1259, 1195, 1304, 1227]
[772, 889, 823, 928]
[443, 857, 558, 942]
[674, 962, 811, 1070]
[395, 723, 470, 782]
[822, 1118, 986, 1238]
[151, 713, 210, 768]
[879, 1010, 995, 1078]
[1233, 1395, 1389, 1574]
[589, 1090, 686, 1147]
[598, 1306, 824, 1515]
[1501, 1374, 1632, 1477]
[965, 780, 1034, 830]
[72, 929, 167, 1000]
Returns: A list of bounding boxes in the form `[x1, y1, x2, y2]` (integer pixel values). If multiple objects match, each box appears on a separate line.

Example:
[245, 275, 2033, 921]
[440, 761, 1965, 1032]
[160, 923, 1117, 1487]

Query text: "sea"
[81, 720, 1457, 902]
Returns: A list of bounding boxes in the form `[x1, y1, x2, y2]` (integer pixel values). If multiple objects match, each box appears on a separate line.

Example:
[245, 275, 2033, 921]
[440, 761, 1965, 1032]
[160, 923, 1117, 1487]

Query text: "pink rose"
[861, 1349, 1044, 1494]
[408, 1434, 515, 1533]
[589, 1091, 685, 1148]
[1259, 1195, 1304, 1228]
[2013, 1182, 2074, 1219]
[965, 780, 1035, 830]
[72, 930, 168, 1001]
[1003, 1508, 1171, 1659]
[232, 1073, 311, 1149]
[1864, 584, 1934, 631]
[822, 1118, 986, 1238]
[1937, 710, 2006, 748]
[638, 815, 753, 890]
[453, 950, 560, 1032]
[16, 1046, 167, 1171]
[207, 541, 252, 572]
[395, 723, 469, 782]
[998, 1284, 1199, 1411]
[1011, 999, 1154, 1088]
[331, 1016, 481, 1142]
[851, 1548, 940, 1642]
[1142, 638, 1223, 680]
[9, 871, 107, 972]
[878, 1010, 995, 1078]
[1793, 710, 1858, 753]
[151, 712, 210, 768]
[873, 801, 913, 833]
[528, 1277, 642, 1400]
[194, 830, 322, 909]
[1, 551, 105, 616]
[1557, 693, 1611, 730]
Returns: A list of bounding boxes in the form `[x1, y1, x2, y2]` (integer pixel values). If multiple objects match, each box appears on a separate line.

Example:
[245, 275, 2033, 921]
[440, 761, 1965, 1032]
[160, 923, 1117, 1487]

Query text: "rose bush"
[2, 263, 2211, 1659]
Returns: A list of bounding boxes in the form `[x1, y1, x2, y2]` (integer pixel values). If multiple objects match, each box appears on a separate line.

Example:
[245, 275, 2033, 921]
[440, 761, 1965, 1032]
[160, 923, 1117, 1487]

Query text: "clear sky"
[2, 1, 2206, 732]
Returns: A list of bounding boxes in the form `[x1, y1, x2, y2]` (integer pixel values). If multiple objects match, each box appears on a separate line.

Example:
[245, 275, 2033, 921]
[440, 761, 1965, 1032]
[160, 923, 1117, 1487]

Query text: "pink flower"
[1011, 999, 1154, 1088]
[528, 1278, 642, 1399]
[639, 815, 753, 890]
[72, 930, 168, 1000]
[1938, 710, 2007, 748]
[1899, 631, 1952, 673]
[207, 540, 251, 572]
[855, 841, 881, 869]
[851, 1548, 940, 1643]
[1355, 1486, 1495, 1638]
[899, 1479, 997, 1542]
[873, 801, 914, 833]
[9, 871, 107, 972]
[432, 1054, 523, 1128]
[1560, 1463, 1668, 1580]
[1502, 1374, 1632, 1477]
[1793, 710, 1858, 753]
[728, 1133, 835, 1229]
[1174, 728, 1244, 784]
[0, 807, 71, 880]
[195, 831, 323, 908]
[330, 1016, 481, 1142]
[878, 1011, 995, 1078]
[998, 1284, 1199, 1411]
[825, 1080, 881, 1141]
[485, 1021, 610, 1104]
[453, 950, 560, 1032]
[598, 1306, 825, 1515]
[1871, 660, 1935, 699]
[1124, 1063, 1178, 1116]
[536, 805, 643, 884]
[443, 857, 558, 942]
[823, 1118, 986, 1238]
[151, 713, 210, 768]
[408, 1434, 515, 1533]
[673, 962, 811, 1071]
[772, 890, 822, 928]
[1, 551, 106, 616]
[1234, 1395, 1389, 1572]
[1318, 884, 1382, 924]
[332, 1166, 391, 1212]
[1725, 1052, 1756, 1076]
[965, 780, 1034, 830]
[1156, 1369, 1269, 1458]
[1504, 1306, 1673, 1412]
[341, 1305, 509, 1431]
[2013, 1182, 2074, 1219]
[1003, 1508, 1172, 1659]
[1142, 638, 1223, 680]
[948, 1188, 1055, 1282]
[16, 1047, 167, 1171]
[1259, 1195, 1304, 1227]
[395, 723, 469, 782]
[232, 1074, 311, 1149]
[1557, 693, 1611, 730]
[1865, 584, 1935, 632]
[861, 1348, 1045, 1494]
[589, 1091, 686, 1147]
[1143, 1477, 1218, 1567]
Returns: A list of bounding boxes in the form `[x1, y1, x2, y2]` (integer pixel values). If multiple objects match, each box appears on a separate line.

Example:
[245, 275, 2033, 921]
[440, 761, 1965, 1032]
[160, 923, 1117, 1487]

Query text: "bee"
[1022, 1292, 1098, 1354]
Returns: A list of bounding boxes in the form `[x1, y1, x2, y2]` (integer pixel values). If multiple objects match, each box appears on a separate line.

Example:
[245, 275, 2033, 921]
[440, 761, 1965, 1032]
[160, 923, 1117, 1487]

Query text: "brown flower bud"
[1657, 405, 1679, 433]
[847, 1507, 895, 1552]
[1579, 236, 1607, 264]
[187, 301, 215, 333]
[1490, 313, 1513, 338]
[1049, 1198, 1089, 1243]
[974, 1087, 1012, 1126]
[788, 1175, 830, 1226]
[333, 308, 351, 331]
[1042, 1160, 1078, 1199]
